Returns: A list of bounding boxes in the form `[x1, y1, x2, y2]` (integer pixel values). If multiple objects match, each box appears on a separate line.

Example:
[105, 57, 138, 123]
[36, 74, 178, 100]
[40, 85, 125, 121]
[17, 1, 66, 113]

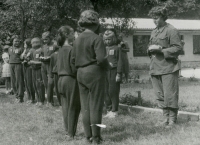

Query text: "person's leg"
[24, 67, 31, 101]
[105, 71, 112, 112]
[5, 77, 8, 92]
[89, 73, 105, 142]
[38, 69, 45, 104]
[151, 75, 169, 126]
[151, 75, 165, 108]
[77, 68, 92, 141]
[66, 77, 81, 138]
[41, 63, 48, 93]
[15, 64, 24, 102]
[109, 69, 120, 113]
[162, 71, 179, 126]
[7, 77, 11, 90]
[27, 68, 35, 102]
[35, 69, 45, 104]
[47, 77, 54, 106]
[10, 64, 17, 97]
[54, 74, 61, 106]
[32, 69, 39, 103]
[58, 77, 68, 133]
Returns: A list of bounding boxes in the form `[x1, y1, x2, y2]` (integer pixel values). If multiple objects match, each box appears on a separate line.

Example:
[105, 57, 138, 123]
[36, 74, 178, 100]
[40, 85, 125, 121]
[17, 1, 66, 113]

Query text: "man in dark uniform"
[148, 6, 182, 127]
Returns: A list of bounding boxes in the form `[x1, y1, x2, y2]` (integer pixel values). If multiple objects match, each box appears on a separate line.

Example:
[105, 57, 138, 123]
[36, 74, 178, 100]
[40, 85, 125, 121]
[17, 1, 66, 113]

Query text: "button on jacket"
[148, 23, 183, 75]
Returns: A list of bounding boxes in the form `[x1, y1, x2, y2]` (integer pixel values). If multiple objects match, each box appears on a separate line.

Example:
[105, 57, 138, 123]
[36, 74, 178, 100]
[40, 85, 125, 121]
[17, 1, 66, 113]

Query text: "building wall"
[124, 31, 200, 69]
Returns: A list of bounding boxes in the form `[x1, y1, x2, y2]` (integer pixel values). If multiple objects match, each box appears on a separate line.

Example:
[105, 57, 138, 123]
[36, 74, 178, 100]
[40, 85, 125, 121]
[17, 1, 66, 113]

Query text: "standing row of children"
[1, 9, 129, 144]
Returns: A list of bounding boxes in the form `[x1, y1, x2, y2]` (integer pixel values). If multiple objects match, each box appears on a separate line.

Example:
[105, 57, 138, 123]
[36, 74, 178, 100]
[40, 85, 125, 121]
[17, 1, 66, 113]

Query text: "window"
[133, 35, 150, 57]
[193, 35, 200, 54]
[180, 35, 185, 55]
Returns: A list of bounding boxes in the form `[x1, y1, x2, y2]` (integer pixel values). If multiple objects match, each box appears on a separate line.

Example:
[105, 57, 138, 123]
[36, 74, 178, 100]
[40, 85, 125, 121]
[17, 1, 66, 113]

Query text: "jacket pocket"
[158, 36, 169, 48]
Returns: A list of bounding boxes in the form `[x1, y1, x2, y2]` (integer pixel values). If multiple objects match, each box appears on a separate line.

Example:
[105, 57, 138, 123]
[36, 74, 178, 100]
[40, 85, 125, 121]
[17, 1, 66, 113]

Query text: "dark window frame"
[193, 35, 200, 54]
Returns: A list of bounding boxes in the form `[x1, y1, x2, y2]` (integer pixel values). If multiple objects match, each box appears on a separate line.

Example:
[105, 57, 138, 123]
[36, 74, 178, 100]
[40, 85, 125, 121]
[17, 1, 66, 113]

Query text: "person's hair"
[148, 6, 168, 21]
[24, 38, 32, 48]
[12, 35, 21, 43]
[56, 25, 73, 47]
[31, 37, 41, 45]
[78, 10, 99, 28]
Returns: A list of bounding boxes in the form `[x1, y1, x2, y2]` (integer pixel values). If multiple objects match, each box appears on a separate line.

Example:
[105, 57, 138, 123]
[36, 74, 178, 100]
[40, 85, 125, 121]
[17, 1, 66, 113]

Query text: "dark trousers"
[24, 66, 35, 101]
[58, 75, 80, 137]
[10, 64, 24, 100]
[151, 71, 179, 109]
[41, 63, 49, 92]
[105, 68, 120, 112]
[77, 65, 106, 138]
[32, 68, 45, 103]
[47, 74, 61, 105]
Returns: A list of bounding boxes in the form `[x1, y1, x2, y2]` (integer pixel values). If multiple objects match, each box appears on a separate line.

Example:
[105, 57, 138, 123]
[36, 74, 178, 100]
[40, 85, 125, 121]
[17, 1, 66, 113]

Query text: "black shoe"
[19, 99, 24, 103]
[86, 137, 93, 144]
[93, 136, 103, 144]
[65, 134, 74, 141]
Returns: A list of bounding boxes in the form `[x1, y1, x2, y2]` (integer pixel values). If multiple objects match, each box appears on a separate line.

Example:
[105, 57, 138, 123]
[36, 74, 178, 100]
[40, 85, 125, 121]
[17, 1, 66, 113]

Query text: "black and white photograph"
[0, 0, 200, 144]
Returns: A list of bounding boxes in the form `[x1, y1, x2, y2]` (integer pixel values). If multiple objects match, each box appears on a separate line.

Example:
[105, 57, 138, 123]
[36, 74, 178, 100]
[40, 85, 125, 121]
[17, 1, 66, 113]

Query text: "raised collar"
[156, 23, 168, 33]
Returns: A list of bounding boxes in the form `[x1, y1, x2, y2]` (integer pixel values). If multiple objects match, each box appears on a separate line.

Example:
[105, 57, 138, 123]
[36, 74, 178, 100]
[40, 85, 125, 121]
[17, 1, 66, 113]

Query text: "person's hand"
[28, 61, 32, 65]
[116, 73, 121, 82]
[148, 45, 162, 52]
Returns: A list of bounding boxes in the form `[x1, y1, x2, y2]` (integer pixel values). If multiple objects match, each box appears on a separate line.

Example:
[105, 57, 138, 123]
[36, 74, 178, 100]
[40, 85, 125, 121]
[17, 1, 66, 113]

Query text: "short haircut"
[31, 37, 41, 44]
[148, 6, 168, 21]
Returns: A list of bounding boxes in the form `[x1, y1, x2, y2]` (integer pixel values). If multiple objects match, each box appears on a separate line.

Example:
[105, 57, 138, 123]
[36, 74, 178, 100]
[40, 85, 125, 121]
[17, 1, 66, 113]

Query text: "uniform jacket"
[148, 23, 182, 75]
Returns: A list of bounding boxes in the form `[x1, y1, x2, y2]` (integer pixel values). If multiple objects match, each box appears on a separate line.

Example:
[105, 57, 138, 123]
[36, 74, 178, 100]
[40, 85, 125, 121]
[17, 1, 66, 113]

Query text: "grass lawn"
[121, 80, 200, 112]
[0, 81, 200, 145]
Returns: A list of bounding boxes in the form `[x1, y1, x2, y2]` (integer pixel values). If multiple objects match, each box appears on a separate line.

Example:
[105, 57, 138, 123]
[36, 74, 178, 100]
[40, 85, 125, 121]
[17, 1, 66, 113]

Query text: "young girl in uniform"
[21, 38, 35, 104]
[47, 40, 61, 106]
[73, 10, 109, 144]
[41, 31, 56, 106]
[9, 36, 24, 103]
[118, 34, 130, 83]
[56, 26, 80, 139]
[103, 28, 122, 118]
[28, 38, 45, 106]
[2, 46, 11, 94]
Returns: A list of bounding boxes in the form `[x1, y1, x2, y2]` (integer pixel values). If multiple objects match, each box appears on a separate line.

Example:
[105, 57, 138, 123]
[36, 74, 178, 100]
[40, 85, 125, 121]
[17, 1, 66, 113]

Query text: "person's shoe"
[155, 108, 169, 127]
[103, 111, 112, 118]
[18, 99, 24, 103]
[5, 91, 9, 94]
[93, 136, 103, 144]
[86, 137, 93, 144]
[31, 100, 36, 104]
[65, 134, 74, 141]
[35, 102, 39, 106]
[165, 108, 178, 129]
[38, 102, 43, 106]
[108, 111, 118, 118]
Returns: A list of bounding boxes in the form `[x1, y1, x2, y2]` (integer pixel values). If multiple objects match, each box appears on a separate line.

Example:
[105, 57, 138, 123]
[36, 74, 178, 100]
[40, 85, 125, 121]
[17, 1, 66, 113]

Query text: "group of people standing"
[1, 9, 130, 144]
[1, 5, 183, 144]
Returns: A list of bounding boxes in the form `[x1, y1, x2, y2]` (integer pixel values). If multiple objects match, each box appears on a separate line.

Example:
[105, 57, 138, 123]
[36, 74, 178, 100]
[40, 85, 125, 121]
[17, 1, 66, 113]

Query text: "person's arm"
[94, 37, 110, 69]
[29, 60, 42, 65]
[20, 48, 27, 60]
[70, 46, 77, 74]
[161, 29, 182, 59]
[48, 55, 54, 78]
[116, 47, 123, 82]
